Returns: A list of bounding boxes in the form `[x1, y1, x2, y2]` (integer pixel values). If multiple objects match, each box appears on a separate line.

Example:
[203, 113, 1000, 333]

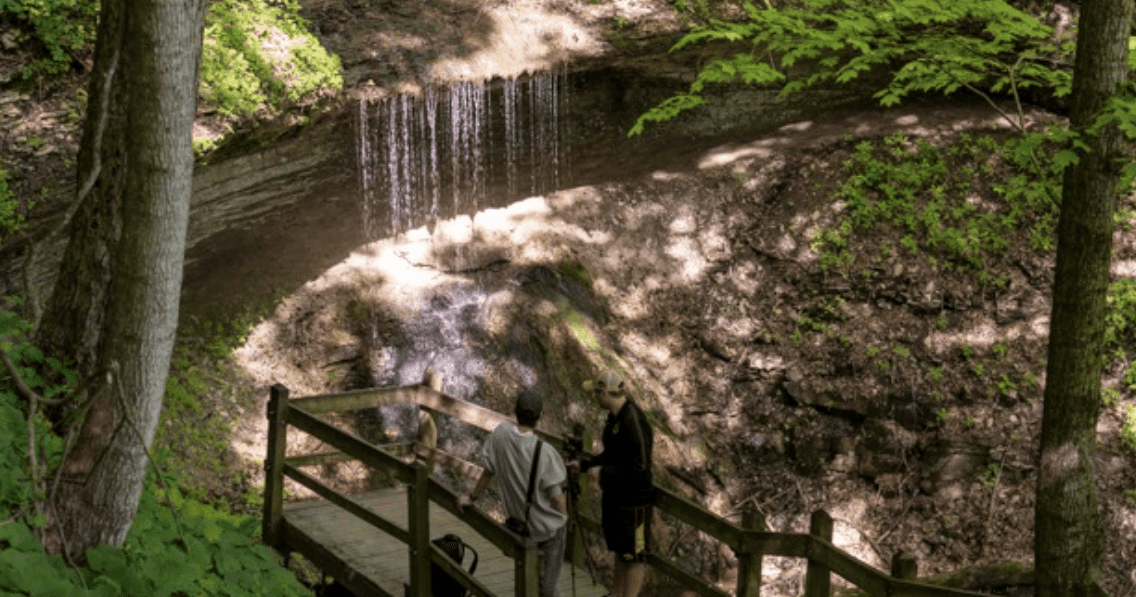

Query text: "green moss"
[557, 260, 594, 288]
[559, 299, 601, 352]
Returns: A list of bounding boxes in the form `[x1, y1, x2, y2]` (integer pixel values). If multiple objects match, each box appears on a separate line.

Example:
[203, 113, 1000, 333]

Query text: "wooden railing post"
[263, 384, 289, 549]
[516, 542, 540, 597]
[804, 509, 833, 597]
[417, 369, 443, 472]
[891, 551, 918, 580]
[735, 508, 765, 597]
[407, 460, 431, 597]
[422, 368, 442, 392]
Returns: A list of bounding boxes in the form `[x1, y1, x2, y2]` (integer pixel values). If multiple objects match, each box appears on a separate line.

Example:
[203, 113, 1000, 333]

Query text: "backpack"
[430, 533, 479, 597]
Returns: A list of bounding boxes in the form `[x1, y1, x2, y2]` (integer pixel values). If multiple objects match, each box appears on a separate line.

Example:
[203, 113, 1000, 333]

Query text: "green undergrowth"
[3, 0, 340, 161]
[0, 0, 97, 80]
[0, 306, 311, 596]
[1105, 278, 1136, 391]
[0, 165, 20, 242]
[810, 131, 1062, 281]
[155, 305, 274, 516]
[0, 305, 70, 525]
[200, 0, 342, 119]
[805, 129, 1136, 449]
[0, 458, 312, 596]
[0, 460, 312, 596]
[1105, 278, 1136, 453]
[797, 131, 1062, 409]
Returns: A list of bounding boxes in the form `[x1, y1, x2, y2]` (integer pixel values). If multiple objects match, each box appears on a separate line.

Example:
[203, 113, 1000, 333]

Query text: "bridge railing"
[264, 374, 545, 597]
[263, 371, 995, 597]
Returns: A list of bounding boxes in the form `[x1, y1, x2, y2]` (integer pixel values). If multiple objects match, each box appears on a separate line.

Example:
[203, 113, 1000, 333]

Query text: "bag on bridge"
[431, 533, 479, 597]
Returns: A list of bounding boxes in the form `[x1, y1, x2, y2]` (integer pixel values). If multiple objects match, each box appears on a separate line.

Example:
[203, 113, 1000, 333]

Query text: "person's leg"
[627, 508, 654, 597]
[622, 561, 647, 597]
[611, 558, 631, 597]
[539, 525, 567, 597]
[618, 504, 649, 597]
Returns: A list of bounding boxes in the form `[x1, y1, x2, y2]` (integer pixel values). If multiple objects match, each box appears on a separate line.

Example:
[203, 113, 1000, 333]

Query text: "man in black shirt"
[573, 370, 654, 597]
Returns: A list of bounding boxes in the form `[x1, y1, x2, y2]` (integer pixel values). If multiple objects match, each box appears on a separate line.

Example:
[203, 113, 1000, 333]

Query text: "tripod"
[566, 457, 600, 596]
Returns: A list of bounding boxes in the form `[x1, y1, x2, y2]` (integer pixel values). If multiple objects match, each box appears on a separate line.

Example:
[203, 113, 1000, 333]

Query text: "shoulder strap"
[460, 538, 479, 576]
[523, 439, 543, 526]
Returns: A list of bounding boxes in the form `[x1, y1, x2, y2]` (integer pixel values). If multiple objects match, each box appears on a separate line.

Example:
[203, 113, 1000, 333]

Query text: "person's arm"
[551, 492, 567, 516]
[579, 442, 608, 472]
[458, 468, 494, 511]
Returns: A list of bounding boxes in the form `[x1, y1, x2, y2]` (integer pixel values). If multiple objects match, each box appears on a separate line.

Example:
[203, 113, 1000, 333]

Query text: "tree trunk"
[1035, 0, 1132, 595]
[35, 0, 129, 389]
[39, 0, 205, 564]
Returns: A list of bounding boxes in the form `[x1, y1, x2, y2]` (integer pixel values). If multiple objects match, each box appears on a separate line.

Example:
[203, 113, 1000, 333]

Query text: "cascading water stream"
[503, 78, 518, 200]
[354, 67, 571, 242]
[357, 99, 376, 240]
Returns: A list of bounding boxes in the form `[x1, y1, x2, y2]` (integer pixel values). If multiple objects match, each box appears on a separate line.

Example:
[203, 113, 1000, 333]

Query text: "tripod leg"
[568, 489, 600, 586]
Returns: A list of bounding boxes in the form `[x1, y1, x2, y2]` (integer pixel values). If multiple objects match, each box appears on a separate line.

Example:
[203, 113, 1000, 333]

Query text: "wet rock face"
[347, 262, 613, 448]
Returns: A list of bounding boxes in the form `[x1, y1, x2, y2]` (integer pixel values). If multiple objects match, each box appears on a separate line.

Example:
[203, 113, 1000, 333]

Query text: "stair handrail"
[264, 373, 999, 597]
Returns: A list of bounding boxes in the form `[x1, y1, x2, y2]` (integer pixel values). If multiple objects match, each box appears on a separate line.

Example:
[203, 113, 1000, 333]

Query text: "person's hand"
[566, 460, 580, 474]
[457, 494, 473, 512]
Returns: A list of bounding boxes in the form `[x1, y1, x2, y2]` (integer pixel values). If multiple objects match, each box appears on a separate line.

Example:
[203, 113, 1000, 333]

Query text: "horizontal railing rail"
[264, 370, 997, 597]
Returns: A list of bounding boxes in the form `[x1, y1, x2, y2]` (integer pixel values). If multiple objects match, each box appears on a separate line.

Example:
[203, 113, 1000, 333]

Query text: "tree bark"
[1035, 0, 1132, 595]
[38, 0, 205, 563]
[35, 0, 129, 389]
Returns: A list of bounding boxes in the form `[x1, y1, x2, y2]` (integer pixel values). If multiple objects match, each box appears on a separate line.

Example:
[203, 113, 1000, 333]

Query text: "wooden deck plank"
[283, 487, 607, 597]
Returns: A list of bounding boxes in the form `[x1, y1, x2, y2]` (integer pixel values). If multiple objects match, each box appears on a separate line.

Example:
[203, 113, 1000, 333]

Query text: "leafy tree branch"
[631, 0, 1073, 137]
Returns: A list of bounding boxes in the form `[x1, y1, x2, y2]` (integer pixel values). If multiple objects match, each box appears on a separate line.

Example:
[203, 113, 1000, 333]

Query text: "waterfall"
[355, 68, 571, 241]
[503, 77, 518, 200]
[350, 69, 571, 438]
[357, 98, 376, 240]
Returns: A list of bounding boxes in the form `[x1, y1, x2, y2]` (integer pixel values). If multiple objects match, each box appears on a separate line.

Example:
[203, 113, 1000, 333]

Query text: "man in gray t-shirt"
[459, 390, 568, 597]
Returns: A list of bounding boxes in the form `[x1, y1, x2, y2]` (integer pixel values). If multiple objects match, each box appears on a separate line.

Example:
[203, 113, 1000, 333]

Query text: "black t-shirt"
[583, 399, 654, 506]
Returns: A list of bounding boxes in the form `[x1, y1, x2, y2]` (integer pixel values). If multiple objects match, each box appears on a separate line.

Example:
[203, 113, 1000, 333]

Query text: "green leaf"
[0, 521, 41, 552]
[87, 546, 150, 596]
[627, 93, 705, 137]
[0, 550, 82, 594]
[1050, 149, 1080, 173]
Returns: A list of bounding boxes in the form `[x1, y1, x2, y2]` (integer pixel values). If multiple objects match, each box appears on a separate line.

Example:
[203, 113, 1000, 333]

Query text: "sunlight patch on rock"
[429, 4, 598, 82]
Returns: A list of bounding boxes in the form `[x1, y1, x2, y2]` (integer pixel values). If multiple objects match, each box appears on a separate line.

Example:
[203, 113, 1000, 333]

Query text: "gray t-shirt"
[476, 422, 568, 541]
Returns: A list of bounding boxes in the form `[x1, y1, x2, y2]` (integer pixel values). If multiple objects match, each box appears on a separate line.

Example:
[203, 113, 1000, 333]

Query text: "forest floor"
[2, 0, 1135, 596]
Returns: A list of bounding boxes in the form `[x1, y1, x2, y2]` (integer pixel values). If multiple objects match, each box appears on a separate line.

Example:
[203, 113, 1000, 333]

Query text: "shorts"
[601, 502, 651, 562]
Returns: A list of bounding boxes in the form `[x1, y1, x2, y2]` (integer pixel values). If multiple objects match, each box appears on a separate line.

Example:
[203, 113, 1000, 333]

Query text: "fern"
[627, 93, 707, 137]
[633, 0, 1070, 136]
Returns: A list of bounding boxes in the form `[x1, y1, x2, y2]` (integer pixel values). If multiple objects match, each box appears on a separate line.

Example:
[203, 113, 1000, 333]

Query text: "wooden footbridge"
[262, 371, 997, 597]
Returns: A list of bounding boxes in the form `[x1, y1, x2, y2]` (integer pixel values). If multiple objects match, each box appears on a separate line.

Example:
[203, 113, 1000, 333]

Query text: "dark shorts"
[601, 502, 651, 561]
